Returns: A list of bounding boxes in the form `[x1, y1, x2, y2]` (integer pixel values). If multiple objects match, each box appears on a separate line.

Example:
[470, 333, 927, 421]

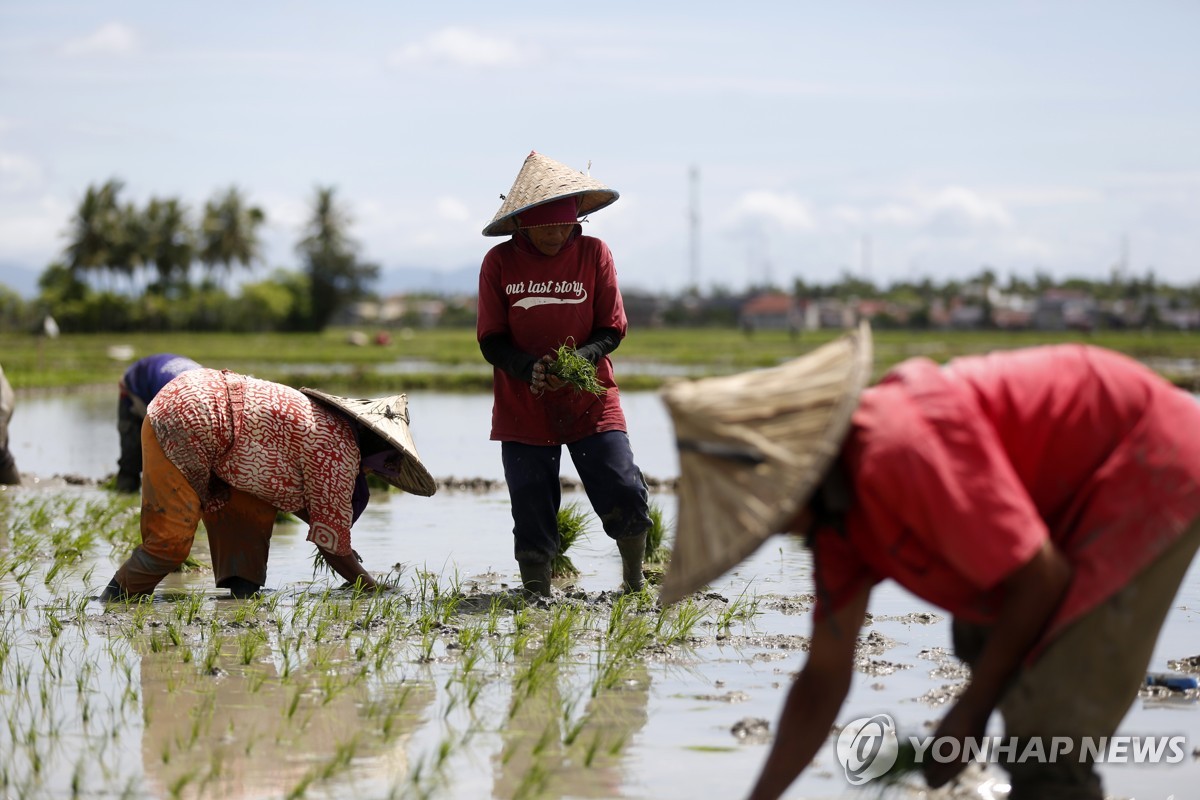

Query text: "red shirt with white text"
[477, 233, 629, 445]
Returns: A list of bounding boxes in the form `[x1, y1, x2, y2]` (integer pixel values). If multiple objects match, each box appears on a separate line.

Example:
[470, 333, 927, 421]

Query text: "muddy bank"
[436, 473, 679, 494]
[2, 470, 681, 495]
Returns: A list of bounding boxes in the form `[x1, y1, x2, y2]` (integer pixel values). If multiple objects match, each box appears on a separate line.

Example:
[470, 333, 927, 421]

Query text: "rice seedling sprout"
[546, 338, 608, 395]
[552, 502, 590, 579]
[645, 502, 671, 565]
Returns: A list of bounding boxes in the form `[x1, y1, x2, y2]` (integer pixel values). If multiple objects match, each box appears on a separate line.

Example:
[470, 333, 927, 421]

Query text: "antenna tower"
[689, 166, 700, 292]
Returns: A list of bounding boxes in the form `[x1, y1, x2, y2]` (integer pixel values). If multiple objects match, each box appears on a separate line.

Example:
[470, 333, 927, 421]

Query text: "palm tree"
[143, 197, 195, 294]
[199, 186, 265, 288]
[296, 186, 378, 331]
[110, 201, 149, 292]
[65, 179, 124, 289]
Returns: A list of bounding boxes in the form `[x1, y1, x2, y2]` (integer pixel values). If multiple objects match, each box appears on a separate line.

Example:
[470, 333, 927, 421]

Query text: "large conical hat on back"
[658, 323, 873, 605]
[300, 388, 437, 497]
[482, 151, 619, 237]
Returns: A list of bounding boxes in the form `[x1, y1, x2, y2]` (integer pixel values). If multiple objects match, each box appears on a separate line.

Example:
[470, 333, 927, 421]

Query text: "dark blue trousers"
[501, 430, 651, 565]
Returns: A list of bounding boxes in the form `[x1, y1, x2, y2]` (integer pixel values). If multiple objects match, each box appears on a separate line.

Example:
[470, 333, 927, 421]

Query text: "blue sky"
[2, 1, 1198, 294]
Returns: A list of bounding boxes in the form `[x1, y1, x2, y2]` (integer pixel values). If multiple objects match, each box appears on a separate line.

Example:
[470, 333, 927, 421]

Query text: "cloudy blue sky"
[2, 1, 1198, 295]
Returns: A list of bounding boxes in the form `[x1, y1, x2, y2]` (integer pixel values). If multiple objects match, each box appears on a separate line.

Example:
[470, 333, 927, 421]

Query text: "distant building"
[991, 306, 1033, 330]
[990, 292, 1035, 330]
[622, 290, 666, 329]
[802, 298, 856, 330]
[854, 299, 912, 327]
[948, 301, 985, 329]
[1032, 290, 1096, 331]
[346, 294, 449, 328]
[739, 292, 800, 332]
[1159, 307, 1200, 330]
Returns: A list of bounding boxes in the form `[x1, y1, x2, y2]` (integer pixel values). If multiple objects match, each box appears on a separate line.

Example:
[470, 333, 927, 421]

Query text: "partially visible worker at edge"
[476, 150, 652, 597]
[0, 362, 19, 485]
[658, 323, 1200, 800]
[116, 353, 202, 492]
[99, 368, 437, 602]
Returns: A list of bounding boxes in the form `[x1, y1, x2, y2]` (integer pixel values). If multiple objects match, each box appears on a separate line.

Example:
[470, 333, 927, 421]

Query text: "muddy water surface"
[8, 390, 678, 485]
[2, 391, 1199, 799]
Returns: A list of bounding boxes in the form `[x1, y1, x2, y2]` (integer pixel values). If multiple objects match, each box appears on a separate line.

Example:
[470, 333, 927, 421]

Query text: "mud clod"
[692, 691, 750, 703]
[731, 717, 772, 744]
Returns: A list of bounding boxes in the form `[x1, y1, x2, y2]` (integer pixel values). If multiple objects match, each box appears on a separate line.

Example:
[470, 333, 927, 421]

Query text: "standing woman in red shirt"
[477, 151, 651, 597]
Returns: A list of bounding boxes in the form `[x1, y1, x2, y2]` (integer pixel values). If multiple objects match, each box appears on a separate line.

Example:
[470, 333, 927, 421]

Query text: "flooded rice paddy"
[3, 391, 1200, 799]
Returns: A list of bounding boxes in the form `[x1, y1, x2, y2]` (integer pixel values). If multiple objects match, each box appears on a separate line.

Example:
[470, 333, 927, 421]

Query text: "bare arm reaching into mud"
[318, 547, 379, 590]
[746, 585, 871, 800]
[293, 508, 380, 590]
[924, 538, 1072, 788]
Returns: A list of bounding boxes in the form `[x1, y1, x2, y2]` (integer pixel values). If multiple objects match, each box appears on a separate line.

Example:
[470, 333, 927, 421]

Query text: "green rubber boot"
[98, 577, 127, 604]
[617, 533, 646, 593]
[518, 560, 553, 598]
[0, 451, 19, 486]
[221, 576, 263, 599]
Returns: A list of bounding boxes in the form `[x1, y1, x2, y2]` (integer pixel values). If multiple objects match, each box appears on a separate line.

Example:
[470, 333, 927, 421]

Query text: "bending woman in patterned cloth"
[99, 368, 436, 601]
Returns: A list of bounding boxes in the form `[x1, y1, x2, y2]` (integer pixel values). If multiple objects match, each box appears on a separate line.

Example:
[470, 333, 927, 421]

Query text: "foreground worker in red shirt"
[477, 151, 652, 597]
[659, 324, 1200, 800]
[99, 369, 436, 601]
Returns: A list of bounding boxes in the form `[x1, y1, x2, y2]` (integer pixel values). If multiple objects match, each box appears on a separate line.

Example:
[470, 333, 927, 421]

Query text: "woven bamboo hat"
[482, 151, 619, 237]
[658, 322, 873, 604]
[300, 388, 438, 497]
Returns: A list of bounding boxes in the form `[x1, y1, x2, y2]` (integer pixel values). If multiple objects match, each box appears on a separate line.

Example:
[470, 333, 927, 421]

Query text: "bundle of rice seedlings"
[311, 547, 335, 578]
[547, 339, 607, 396]
[645, 502, 671, 565]
[553, 502, 590, 578]
[874, 739, 922, 790]
[309, 546, 364, 580]
[365, 472, 394, 492]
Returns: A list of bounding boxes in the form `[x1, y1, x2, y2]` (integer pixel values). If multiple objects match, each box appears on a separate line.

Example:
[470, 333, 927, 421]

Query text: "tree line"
[3, 182, 1198, 334]
[6, 180, 378, 333]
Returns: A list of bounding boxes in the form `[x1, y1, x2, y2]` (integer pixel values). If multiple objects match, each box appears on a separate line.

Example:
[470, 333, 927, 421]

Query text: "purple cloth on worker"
[121, 354, 202, 405]
[351, 473, 369, 524]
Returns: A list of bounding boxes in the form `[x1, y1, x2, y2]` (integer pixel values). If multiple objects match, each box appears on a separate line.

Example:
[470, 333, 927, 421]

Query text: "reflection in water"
[0, 618, 147, 796]
[493, 661, 651, 799]
[138, 637, 434, 799]
[2, 483, 1199, 799]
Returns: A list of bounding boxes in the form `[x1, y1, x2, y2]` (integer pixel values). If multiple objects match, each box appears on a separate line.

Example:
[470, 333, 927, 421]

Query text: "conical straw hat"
[482, 151, 619, 237]
[300, 388, 438, 497]
[658, 323, 873, 604]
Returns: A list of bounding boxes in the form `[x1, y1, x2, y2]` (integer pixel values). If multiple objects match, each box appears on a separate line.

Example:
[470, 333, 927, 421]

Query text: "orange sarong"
[113, 418, 277, 595]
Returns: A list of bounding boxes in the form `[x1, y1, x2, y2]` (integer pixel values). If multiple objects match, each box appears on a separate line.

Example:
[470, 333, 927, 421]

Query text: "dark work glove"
[480, 334, 538, 383]
[574, 327, 621, 364]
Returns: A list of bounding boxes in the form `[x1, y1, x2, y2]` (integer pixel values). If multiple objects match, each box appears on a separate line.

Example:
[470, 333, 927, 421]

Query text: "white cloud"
[1007, 235, 1057, 262]
[994, 186, 1103, 207]
[727, 190, 815, 231]
[435, 196, 470, 222]
[257, 192, 309, 232]
[869, 186, 1012, 236]
[873, 201, 920, 227]
[0, 195, 70, 262]
[59, 23, 139, 58]
[1105, 169, 1200, 191]
[0, 152, 43, 194]
[925, 187, 1012, 233]
[828, 204, 864, 227]
[387, 28, 527, 68]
